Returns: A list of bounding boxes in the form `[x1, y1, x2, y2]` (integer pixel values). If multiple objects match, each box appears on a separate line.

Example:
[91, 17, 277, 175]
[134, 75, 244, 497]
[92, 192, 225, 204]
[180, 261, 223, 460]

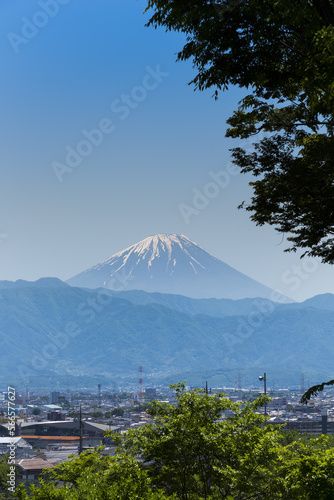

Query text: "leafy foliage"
[16, 384, 334, 499]
[144, 0, 334, 262]
[115, 383, 281, 499]
[0, 456, 16, 499]
[301, 378, 334, 403]
[17, 449, 168, 500]
[277, 436, 334, 499]
[111, 407, 125, 416]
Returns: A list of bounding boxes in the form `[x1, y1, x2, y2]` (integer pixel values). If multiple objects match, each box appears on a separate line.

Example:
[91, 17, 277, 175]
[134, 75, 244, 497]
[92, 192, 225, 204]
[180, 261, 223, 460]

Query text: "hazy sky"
[1, 0, 334, 302]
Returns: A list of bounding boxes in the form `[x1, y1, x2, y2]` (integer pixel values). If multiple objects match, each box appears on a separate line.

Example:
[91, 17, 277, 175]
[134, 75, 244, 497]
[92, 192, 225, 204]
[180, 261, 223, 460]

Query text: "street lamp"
[259, 373, 267, 416]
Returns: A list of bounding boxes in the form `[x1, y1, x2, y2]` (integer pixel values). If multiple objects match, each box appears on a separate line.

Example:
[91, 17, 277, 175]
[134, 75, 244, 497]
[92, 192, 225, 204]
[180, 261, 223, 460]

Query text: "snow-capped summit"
[66, 233, 281, 300]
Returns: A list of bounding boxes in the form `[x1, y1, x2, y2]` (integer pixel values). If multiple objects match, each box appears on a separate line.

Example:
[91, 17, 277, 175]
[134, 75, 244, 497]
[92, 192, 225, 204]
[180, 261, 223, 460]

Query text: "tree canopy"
[117, 384, 281, 499]
[17, 384, 334, 499]
[145, 0, 334, 263]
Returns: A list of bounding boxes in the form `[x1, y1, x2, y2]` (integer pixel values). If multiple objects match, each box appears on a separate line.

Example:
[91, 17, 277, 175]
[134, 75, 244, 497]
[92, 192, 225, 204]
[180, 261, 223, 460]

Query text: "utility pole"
[79, 404, 83, 455]
[98, 384, 101, 406]
[67, 378, 71, 404]
[26, 379, 30, 404]
[259, 373, 267, 416]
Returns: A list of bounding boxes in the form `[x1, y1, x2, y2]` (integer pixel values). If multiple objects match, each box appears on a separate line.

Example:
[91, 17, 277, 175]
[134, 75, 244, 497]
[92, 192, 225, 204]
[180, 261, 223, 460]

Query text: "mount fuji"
[66, 234, 286, 300]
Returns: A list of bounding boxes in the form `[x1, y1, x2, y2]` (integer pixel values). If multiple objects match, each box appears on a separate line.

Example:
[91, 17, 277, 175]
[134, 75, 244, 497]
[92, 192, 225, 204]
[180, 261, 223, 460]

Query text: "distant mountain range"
[0, 277, 67, 289]
[1, 278, 333, 390]
[66, 234, 291, 301]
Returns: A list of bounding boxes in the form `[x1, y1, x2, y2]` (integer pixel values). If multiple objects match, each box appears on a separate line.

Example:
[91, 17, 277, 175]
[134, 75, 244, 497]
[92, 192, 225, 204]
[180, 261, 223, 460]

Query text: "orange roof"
[21, 435, 85, 441]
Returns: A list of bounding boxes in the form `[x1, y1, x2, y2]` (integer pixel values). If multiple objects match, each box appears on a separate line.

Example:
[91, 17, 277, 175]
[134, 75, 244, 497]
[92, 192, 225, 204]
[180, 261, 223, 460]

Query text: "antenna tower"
[301, 373, 305, 394]
[67, 378, 71, 404]
[139, 366, 143, 397]
[26, 379, 30, 403]
[79, 404, 83, 454]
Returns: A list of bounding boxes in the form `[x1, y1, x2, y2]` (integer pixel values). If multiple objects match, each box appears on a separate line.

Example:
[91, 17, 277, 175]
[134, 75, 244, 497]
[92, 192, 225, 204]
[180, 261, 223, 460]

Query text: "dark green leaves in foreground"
[17, 450, 167, 500]
[301, 378, 334, 403]
[144, 0, 334, 263]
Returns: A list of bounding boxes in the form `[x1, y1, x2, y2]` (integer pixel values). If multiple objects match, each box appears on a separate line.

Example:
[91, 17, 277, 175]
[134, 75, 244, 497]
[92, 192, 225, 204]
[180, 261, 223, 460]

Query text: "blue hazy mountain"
[0, 282, 333, 388]
[66, 234, 291, 301]
[0, 277, 68, 289]
[301, 293, 334, 311]
[105, 289, 277, 318]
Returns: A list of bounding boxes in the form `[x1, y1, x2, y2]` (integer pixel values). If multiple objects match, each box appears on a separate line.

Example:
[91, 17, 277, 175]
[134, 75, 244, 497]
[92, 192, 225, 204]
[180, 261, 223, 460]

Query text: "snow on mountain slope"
[66, 234, 288, 300]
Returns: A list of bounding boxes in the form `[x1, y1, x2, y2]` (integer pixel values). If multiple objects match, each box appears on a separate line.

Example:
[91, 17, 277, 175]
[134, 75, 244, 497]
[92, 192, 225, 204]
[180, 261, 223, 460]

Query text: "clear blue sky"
[0, 0, 333, 301]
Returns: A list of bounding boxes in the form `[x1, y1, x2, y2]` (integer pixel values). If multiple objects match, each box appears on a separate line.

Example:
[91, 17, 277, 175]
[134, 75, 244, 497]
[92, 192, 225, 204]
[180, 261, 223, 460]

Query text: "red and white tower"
[139, 366, 143, 397]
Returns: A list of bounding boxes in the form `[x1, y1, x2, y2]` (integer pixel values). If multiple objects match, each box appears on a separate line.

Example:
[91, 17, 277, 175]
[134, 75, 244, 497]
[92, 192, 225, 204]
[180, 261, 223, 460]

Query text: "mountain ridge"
[0, 283, 332, 388]
[0, 277, 67, 289]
